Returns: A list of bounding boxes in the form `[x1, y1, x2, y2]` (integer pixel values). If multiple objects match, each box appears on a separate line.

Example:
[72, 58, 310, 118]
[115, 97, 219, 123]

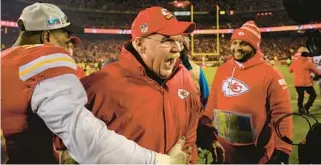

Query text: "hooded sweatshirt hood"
[225, 51, 267, 82]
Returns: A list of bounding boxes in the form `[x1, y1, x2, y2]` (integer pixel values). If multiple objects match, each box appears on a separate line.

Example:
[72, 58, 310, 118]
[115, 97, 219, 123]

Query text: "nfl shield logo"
[140, 23, 148, 33]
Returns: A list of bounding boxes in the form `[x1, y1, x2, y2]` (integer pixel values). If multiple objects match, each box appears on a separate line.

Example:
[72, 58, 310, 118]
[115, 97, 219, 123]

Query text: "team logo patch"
[61, 16, 68, 24]
[47, 18, 61, 27]
[47, 16, 68, 27]
[178, 89, 189, 99]
[222, 77, 250, 97]
[140, 23, 148, 33]
[160, 8, 174, 20]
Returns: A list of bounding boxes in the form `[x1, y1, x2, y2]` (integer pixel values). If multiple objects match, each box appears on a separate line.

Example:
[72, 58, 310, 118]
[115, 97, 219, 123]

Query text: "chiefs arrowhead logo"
[222, 78, 250, 97]
[160, 8, 174, 20]
[178, 89, 189, 99]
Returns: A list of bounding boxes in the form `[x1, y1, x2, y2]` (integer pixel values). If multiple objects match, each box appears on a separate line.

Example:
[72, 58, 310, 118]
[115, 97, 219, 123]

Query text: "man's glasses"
[144, 35, 184, 49]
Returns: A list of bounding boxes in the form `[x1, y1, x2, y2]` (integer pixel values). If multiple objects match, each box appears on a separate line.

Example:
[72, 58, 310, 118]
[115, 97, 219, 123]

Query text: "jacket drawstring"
[228, 66, 237, 96]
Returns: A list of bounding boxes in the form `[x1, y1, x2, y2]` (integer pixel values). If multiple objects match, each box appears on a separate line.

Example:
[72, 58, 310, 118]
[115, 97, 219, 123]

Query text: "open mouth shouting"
[164, 53, 180, 69]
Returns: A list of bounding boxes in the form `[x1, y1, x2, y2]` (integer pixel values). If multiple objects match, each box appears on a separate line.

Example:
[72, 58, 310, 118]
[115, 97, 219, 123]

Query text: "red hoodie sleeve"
[185, 98, 202, 164]
[81, 72, 116, 123]
[268, 68, 293, 155]
[199, 67, 222, 137]
[203, 66, 223, 121]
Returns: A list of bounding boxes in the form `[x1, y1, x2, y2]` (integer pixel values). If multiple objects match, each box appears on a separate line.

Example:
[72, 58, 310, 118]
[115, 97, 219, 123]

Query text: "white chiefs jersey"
[313, 55, 321, 85]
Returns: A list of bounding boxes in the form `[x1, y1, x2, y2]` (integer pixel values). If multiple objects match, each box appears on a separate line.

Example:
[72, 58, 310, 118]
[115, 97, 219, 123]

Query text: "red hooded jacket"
[203, 52, 292, 163]
[289, 55, 321, 87]
[76, 66, 86, 79]
[81, 43, 202, 163]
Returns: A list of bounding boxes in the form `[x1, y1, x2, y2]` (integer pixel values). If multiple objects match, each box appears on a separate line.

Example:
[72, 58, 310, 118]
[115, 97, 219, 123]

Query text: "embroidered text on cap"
[160, 8, 174, 20]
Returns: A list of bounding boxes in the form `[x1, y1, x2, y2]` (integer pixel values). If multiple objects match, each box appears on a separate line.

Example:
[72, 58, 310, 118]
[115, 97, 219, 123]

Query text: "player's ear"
[41, 31, 50, 44]
[133, 37, 146, 54]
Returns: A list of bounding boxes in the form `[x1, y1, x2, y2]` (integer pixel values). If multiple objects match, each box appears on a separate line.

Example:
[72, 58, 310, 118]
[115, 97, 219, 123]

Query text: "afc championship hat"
[17, 2, 83, 33]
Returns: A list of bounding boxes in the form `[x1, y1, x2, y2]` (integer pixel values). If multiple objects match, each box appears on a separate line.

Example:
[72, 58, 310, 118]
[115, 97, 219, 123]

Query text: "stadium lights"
[170, 0, 191, 9]
[257, 12, 273, 16]
[174, 11, 191, 16]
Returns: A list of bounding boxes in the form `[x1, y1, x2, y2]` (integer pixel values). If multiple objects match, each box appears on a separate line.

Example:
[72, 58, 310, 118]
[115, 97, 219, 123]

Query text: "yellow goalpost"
[190, 4, 220, 65]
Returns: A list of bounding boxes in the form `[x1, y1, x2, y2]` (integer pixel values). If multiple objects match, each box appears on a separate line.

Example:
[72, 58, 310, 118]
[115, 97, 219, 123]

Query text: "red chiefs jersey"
[1, 44, 77, 163]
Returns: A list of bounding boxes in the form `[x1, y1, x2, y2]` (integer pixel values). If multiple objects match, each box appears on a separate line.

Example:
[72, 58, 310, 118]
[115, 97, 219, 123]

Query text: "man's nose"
[171, 41, 183, 53]
[235, 45, 243, 51]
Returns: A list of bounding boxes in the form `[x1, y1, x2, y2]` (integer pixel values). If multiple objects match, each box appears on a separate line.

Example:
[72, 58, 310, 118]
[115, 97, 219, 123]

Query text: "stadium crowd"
[5, 0, 296, 29]
[68, 34, 305, 63]
[36, 33, 300, 75]
[1, 27, 306, 73]
[73, 39, 121, 63]
[21, 0, 283, 12]
[1, 21, 305, 73]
